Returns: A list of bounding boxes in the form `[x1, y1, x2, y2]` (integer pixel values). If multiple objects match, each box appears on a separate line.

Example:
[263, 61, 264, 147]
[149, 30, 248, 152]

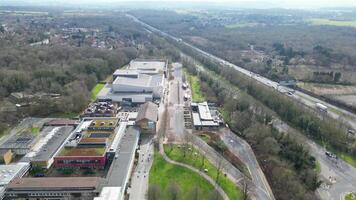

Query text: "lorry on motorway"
[316, 103, 328, 113]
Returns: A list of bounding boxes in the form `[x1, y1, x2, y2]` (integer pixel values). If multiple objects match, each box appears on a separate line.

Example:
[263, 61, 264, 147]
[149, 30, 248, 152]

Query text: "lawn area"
[338, 152, 356, 168]
[308, 18, 356, 28]
[346, 193, 356, 200]
[91, 83, 105, 100]
[149, 150, 218, 200]
[30, 127, 40, 136]
[186, 73, 205, 102]
[315, 160, 321, 174]
[164, 144, 243, 200]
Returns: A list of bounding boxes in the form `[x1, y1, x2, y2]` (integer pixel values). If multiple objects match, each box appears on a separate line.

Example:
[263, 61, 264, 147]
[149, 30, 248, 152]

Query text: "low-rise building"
[135, 102, 158, 134]
[53, 118, 120, 169]
[191, 102, 223, 130]
[5, 177, 100, 200]
[0, 162, 30, 199]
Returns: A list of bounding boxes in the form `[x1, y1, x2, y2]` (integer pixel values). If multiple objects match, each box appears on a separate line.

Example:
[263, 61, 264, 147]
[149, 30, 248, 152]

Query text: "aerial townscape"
[1, 1, 356, 200]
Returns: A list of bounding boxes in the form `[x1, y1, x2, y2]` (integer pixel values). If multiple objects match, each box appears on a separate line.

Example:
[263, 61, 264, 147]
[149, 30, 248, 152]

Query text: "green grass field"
[187, 74, 205, 102]
[91, 83, 105, 100]
[346, 193, 356, 200]
[308, 18, 356, 28]
[149, 150, 217, 200]
[164, 144, 243, 200]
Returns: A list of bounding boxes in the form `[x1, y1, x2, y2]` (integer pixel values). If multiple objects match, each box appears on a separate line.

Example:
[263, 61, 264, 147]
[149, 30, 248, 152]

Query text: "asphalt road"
[167, 63, 185, 142]
[129, 136, 154, 200]
[274, 120, 356, 200]
[127, 14, 356, 131]
[221, 129, 275, 200]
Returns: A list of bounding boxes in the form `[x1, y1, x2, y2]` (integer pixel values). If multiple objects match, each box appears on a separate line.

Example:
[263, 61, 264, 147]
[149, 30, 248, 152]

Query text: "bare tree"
[207, 189, 223, 200]
[147, 184, 162, 200]
[242, 176, 250, 200]
[215, 155, 224, 184]
[167, 181, 181, 200]
[189, 186, 201, 200]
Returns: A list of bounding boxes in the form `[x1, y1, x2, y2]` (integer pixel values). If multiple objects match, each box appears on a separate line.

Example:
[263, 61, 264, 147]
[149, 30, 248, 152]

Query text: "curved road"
[159, 140, 229, 200]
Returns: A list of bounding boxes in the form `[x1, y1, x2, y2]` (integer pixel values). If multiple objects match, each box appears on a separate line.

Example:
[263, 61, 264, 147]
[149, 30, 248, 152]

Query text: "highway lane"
[274, 120, 356, 200]
[127, 14, 356, 131]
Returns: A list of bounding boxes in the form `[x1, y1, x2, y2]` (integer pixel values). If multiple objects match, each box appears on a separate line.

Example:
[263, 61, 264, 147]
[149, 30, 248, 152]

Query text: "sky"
[3, 0, 356, 9]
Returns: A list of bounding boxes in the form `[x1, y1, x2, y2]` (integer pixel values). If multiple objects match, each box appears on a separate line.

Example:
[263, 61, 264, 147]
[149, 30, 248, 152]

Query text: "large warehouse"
[97, 59, 167, 104]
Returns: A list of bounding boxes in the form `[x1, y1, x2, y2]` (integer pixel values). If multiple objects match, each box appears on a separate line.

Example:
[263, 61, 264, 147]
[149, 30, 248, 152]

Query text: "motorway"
[127, 14, 356, 131]
[127, 14, 356, 199]
[274, 120, 356, 200]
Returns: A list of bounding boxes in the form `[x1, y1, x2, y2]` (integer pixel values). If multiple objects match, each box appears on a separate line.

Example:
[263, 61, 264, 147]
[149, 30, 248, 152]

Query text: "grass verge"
[164, 144, 243, 200]
[185, 72, 205, 102]
[91, 83, 105, 100]
[149, 150, 217, 200]
[346, 193, 356, 200]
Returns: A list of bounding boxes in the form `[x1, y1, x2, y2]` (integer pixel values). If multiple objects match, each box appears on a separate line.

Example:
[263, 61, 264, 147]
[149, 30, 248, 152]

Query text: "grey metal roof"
[113, 74, 152, 88]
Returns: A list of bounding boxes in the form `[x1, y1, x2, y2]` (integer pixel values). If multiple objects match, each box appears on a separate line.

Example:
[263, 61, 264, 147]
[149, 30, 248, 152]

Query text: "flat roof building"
[5, 177, 100, 200]
[29, 126, 74, 169]
[192, 102, 222, 130]
[0, 162, 30, 199]
[97, 59, 166, 104]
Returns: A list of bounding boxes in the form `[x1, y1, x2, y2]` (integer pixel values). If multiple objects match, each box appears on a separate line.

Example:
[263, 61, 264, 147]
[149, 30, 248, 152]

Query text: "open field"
[91, 83, 105, 100]
[297, 82, 356, 96]
[225, 23, 259, 29]
[149, 150, 217, 200]
[308, 18, 356, 28]
[164, 144, 243, 200]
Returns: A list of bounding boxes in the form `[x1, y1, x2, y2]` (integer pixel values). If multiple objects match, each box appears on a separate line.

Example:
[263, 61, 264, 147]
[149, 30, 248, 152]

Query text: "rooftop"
[58, 146, 106, 157]
[7, 177, 100, 189]
[0, 163, 29, 186]
[128, 60, 166, 74]
[79, 138, 107, 145]
[89, 119, 118, 129]
[29, 126, 73, 162]
[113, 73, 153, 88]
[136, 102, 158, 122]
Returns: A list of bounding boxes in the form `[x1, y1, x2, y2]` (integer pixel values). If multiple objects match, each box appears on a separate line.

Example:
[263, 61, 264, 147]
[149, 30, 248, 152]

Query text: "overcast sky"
[3, 0, 356, 9]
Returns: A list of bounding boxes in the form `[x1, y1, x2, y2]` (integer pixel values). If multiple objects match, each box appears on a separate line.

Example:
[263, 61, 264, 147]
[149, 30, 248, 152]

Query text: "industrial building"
[97, 59, 167, 104]
[191, 102, 223, 130]
[5, 177, 100, 200]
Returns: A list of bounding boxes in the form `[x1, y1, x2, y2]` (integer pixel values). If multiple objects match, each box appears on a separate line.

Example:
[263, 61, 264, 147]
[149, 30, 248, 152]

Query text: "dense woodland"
[0, 11, 150, 133]
[132, 9, 356, 84]
[183, 57, 320, 199]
